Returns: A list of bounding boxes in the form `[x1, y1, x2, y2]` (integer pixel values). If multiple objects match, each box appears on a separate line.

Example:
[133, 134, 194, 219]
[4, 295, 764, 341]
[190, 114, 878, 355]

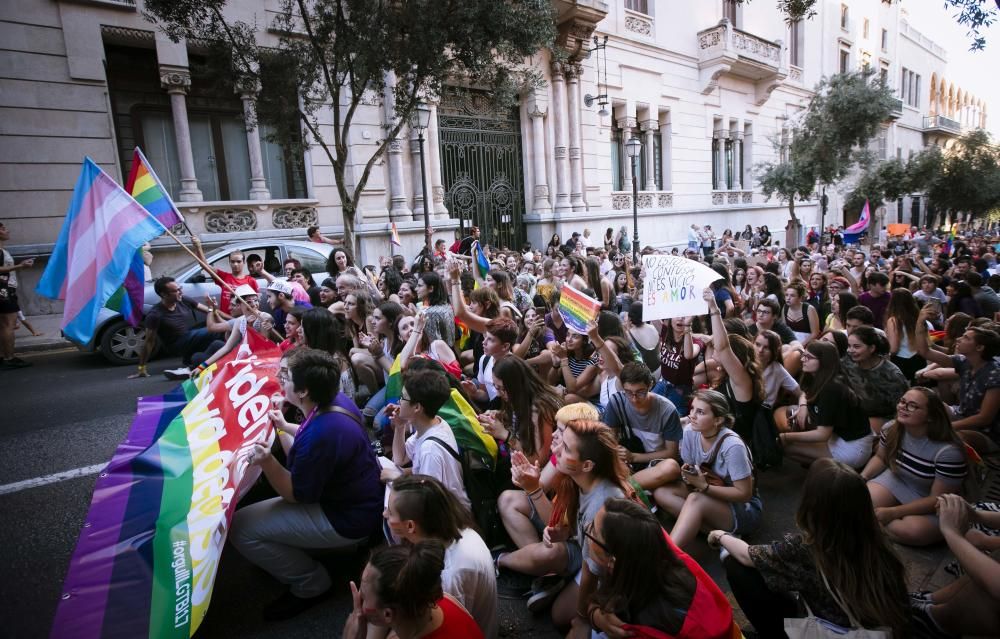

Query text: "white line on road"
[0, 463, 106, 496]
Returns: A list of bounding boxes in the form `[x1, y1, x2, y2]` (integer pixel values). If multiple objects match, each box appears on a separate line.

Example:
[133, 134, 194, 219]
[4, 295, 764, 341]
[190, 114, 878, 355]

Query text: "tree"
[145, 0, 555, 254]
[737, 0, 998, 49]
[925, 130, 1000, 224]
[843, 157, 907, 221]
[757, 70, 896, 227]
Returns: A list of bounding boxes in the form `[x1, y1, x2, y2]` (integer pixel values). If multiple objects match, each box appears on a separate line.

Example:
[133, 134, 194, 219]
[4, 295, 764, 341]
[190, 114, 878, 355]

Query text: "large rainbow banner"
[51, 330, 281, 638]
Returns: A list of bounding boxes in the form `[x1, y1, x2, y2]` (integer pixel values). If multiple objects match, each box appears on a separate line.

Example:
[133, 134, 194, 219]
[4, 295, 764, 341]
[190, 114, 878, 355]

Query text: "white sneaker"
[164, 367, 192, 380]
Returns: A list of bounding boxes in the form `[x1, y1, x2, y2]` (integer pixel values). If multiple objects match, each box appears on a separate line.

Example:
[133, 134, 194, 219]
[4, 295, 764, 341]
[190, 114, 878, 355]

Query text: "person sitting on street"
[232, 348, 383, 621]
[131, 276, 226, 380]
[266, 280, 310, 339]
[193, 284, 275, 377]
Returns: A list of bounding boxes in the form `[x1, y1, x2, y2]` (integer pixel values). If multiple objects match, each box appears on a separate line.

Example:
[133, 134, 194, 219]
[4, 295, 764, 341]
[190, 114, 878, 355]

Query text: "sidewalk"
[11, 313, 76, 354]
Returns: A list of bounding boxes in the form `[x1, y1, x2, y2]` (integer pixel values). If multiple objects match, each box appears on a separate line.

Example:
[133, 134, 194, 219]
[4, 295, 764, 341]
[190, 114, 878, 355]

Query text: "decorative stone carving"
[159, 68, 191, 94]
[554, 146, 567, 159]
[433, 185, 444, 205]
[637, 194, 654, 209]
[101, 25, 154, 45]
[550, 61, 565, 78]
[625, 15, 652, 37]
[789, 66, 803, 82]
[639, 119, 659, 132]
[712, 192, 724, 205]
[727, 191, 740, 204]
[205, 209, 257, 233]
[732, 32, 781, 62]
[388, 138, 403, 153]
[616, 117, 637, 130]
[699, 28, 723, 49]
[272, 206, 318, 229]
[612, 194, 631, 210]
[534, 185, 549, 199]
[169, 221, 188, 235]
[742, 191, 753, 204]
[658, 193, 673, 208]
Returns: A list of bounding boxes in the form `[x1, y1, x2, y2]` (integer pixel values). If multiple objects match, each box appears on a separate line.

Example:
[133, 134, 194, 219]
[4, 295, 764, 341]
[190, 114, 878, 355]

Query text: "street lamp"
[625, 135, 642, 262]
[409, 101, 432, 253]
[820, 187, 829, 244]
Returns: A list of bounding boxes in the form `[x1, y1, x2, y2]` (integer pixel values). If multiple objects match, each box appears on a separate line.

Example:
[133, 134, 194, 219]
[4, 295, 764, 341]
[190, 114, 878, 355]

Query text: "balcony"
[611, 191, 674, 211]
[697, 19, 787, 105]
[888, 98, 903, 120]
[923, 115, 962, 135]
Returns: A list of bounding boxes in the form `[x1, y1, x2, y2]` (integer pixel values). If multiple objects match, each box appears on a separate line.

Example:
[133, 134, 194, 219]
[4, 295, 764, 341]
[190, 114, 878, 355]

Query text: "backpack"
[749, 405, 783, 471]
[427, 436, 509, 548]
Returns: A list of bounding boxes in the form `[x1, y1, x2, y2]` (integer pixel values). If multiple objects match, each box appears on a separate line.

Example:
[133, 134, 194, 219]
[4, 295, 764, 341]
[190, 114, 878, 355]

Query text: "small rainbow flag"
[473, 240, 490, 280]
[390, 222, 402, 247]
[557, 284, 601, 334]
[946, 223, 958, 255]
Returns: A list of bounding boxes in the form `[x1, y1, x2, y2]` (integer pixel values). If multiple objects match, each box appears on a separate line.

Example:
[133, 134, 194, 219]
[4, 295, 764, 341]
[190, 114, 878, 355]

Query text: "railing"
[711, 191, 754, 205]
[788, 65, 803, 82]
[698, 22, 781, 68]
[84, 0, 137, 8]
[888, 98, 904, 119]
[171, 199, 321, 237]
[923, 115, 961, 133]
[610, 191, 674, 210]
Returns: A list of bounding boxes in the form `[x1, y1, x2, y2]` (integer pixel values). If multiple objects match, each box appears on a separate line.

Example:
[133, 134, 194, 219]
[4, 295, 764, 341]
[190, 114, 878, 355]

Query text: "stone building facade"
[0, 0, 989, 314]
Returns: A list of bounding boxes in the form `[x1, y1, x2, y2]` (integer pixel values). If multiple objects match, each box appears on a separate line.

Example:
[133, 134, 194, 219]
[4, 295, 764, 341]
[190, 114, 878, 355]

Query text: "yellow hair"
[555, 402, 600, 424]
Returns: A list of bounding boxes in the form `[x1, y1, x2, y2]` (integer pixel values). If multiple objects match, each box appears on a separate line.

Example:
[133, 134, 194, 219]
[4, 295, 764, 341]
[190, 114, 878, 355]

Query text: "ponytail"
[368, 541, 445, 620]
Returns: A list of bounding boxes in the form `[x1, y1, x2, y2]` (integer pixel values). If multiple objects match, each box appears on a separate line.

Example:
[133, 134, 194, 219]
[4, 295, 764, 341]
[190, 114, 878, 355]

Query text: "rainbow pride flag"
[106, 149, 186, 326]
[557, 284, 601, 334]
[946, 223, 958, 255]
[390, 222, 402, 247]
[473, 240, 490, 280]
[51, 330, 281, 638]
[36, 158, 169, 343]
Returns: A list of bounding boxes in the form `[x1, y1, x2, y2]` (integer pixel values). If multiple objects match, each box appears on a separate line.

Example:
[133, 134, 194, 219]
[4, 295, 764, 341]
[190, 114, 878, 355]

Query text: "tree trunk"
[342, 202, 358, 258]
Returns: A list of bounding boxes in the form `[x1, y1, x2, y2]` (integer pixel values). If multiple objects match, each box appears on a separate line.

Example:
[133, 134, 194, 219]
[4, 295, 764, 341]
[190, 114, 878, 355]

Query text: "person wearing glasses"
[233, 348, 383, 621]
[779, 341, 873, 470]
[578, 498, 737, 639]
[860, 388, 967, 547]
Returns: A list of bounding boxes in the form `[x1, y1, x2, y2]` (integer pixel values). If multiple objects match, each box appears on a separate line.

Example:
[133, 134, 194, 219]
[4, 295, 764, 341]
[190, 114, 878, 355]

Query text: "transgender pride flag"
[37, 158, 168, 343]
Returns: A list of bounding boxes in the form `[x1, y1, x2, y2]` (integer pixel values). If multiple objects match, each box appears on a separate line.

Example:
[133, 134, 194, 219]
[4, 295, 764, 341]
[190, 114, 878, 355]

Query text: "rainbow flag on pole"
[390, 222, 402, 247]
[557, 284, 602, 334]
[946, 223, 958, 255]
[843, 200, 871, 245]
[50, 330, 281, 639]
[106, 149, 186, 326]
[472, 240, 490, 280]
[36, 158, 169, 343]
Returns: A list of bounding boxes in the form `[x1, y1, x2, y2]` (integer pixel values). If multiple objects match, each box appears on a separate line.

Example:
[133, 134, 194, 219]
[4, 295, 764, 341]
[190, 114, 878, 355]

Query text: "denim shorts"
[729, 494, 764, 536]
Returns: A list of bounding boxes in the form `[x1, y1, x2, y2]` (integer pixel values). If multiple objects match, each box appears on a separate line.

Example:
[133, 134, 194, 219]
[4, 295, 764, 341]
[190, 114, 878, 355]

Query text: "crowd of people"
[140, 222, 1000, 637]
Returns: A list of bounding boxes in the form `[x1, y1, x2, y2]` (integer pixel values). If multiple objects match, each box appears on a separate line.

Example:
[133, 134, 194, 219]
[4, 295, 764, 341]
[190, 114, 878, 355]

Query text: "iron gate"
[438, 89, 525, 251]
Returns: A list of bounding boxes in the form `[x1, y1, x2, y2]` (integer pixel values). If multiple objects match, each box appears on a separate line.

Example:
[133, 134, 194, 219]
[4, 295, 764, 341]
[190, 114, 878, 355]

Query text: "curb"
[15, 338, 77, 355]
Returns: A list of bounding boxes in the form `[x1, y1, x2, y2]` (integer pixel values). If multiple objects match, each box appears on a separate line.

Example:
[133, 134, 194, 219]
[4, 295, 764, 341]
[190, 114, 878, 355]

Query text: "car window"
[205, 246, 282, 276]
[287, 247, 329, 275]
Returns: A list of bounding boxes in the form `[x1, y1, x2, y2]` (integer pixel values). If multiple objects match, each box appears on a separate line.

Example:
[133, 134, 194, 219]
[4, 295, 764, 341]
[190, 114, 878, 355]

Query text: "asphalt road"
[1, 348, 899, 639]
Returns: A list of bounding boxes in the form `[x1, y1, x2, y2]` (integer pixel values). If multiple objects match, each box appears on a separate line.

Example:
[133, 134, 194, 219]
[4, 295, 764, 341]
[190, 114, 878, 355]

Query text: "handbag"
[690, 433, 736, 489]
[750, 404, 783, 471]
[784, 569, 891, 639]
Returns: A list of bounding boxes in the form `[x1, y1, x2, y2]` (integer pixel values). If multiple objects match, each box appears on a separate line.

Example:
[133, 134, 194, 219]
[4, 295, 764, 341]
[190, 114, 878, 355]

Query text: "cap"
[267, 280, 294, 296]
[233, 284, 257, 299]
[320, 277, 336, 290]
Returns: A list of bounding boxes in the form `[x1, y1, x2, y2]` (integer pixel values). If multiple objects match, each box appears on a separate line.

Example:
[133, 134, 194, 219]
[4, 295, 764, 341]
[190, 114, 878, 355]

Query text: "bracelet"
[137, 365, 147, 373]
[588, 607, 600, 628]
[526, 488, 543, 499]
[703, 483, 711, 495]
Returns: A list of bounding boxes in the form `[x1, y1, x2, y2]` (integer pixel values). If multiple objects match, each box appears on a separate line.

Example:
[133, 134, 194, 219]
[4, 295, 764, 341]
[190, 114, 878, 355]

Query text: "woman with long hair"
[300, 308, 359, 401]
[535, 258, 558, 307]
[584, 256, 614, 311]
[485, 269, 521, 321]
[783, 281, 820, 345]
[512, 307, 557, 374]
[584, 498, 737, 639]
[415, 272, 455, 346]
[549, 330, 601, 403]
[603, 227, 615, 252]
[611, 270, 632, 314]
[396, 312, 461, 380]
[741, 265, 764, 322]
[655, 316, 702, 417]
[279, 306, 306, 352]
[807, 271, 831, 325]
[383, 475, 498, 638]
[359, 301, 409, 423]
[651, 389, 762, 549]
[825, 290, 859, 332]
[480, 355, 560, 466]
[861, 387, 967, 546]
[709, 262, 737, 318]
[495, 420, 632, 627]
[755, 329, 800, 408]
[945, 280, 981, 318]
[885, 287, 926, 382]
[343, 290, 381, 399]
[741, 224, 753, 241]
[761, 272, 784, 306]
[716, 458, 909, 638]
[842, 325, 910, 434]
[325, 247, 354, 277]
[558, 254, 589, 291]
[397, 279, 418, 314]
[700, 288, 764, 441]
[343, 542, 484, 639]
[779, 341, 873, 470]
[546, 233, 562, 256]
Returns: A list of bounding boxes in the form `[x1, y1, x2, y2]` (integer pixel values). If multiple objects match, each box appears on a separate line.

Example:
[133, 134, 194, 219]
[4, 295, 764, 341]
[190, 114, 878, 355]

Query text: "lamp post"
[409, 101, 432, 253]
[625, 136, 642, 262]
[820, 187, 829, 244]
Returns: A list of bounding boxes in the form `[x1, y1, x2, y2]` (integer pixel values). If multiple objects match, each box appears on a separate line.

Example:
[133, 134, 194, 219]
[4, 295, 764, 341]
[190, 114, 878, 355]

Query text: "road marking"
[0, 463, 106, 496]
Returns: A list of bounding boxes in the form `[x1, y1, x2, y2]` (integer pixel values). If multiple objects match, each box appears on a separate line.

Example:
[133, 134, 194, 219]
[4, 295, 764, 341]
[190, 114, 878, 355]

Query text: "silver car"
[74, 240, 334, 364]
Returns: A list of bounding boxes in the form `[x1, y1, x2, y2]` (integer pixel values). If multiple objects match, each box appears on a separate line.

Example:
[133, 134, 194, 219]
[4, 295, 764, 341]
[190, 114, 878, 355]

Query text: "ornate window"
[625, 0, 649, 14]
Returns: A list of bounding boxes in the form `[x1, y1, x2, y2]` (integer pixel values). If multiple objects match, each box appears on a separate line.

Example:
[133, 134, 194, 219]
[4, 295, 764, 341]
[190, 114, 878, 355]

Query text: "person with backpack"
[382, 369, 471, 512]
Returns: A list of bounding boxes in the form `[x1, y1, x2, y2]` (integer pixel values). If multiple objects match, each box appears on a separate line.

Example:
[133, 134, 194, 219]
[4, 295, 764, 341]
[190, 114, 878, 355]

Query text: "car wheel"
[99, 319, 149, 365]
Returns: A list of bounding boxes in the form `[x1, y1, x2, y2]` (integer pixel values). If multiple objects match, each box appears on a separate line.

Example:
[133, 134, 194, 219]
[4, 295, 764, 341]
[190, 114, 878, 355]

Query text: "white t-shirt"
[405, 419, 471, 511]
[442, 528, 498, 639]
[476, 354, 499, 401]
[763, 361, 799, 407]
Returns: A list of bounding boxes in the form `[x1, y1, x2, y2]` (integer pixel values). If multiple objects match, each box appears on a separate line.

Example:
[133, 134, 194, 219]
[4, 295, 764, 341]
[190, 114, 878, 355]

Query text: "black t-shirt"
[748, 321, 797, 345]
[143, 296, 200, 345]
[458, 235, 477, 256]
[809, 382, 869, 442]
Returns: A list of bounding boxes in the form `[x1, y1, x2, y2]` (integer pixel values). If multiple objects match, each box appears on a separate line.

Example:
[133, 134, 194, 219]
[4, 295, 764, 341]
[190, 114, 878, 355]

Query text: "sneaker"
[909, 590, 935, 605]
[164, 367, 192, 380]
[1, 357, 31, 369]
[909, 601, 957, 639]
[526, 574, 566, 612]
[262, 589, 330, 622]
[496, 568, 532, 600]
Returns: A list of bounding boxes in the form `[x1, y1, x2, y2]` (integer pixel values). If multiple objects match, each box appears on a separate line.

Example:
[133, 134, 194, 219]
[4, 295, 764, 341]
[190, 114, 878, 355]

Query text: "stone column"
[659, 119, 672, 190]
[550, 62, 571, 214]
[381, 74, 412, 219]
[732, 131, 744, 190]
[409, 128, 427, 219]
[160, 67, 202, 201]
[566, 63, 586, 211]
[529, 101, 552, 214]
[237, 82, 271, 200]
[426, 99, 446, 218]
[640, 119, 658, 191]
[617, 116, 637, 191]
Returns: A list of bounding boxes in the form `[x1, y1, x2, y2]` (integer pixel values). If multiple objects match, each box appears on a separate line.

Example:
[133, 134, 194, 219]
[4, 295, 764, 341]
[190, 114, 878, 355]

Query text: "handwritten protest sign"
[642, 255, 723, 321]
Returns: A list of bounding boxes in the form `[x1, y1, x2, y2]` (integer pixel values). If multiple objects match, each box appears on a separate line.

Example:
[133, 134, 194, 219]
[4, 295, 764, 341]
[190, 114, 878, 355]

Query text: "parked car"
[74, 240, 334, 364]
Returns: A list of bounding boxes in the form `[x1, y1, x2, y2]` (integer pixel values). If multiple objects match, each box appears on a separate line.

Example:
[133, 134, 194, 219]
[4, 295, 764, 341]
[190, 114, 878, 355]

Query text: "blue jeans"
[168, 328, 224, 367]
[652, 379, 691, 417]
